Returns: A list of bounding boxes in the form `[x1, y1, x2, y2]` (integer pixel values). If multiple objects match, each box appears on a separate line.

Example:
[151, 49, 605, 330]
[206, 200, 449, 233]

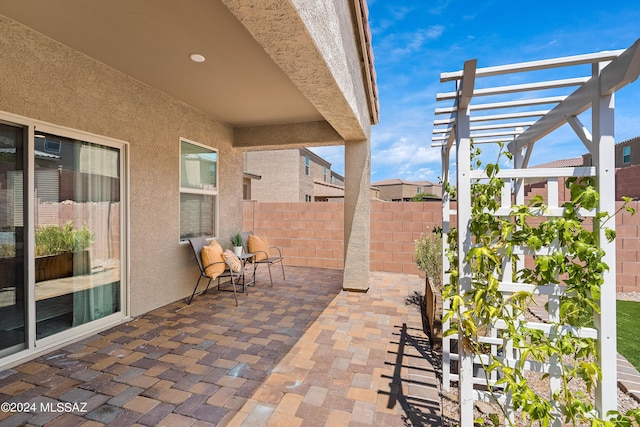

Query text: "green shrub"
[35, 221, 93, 256]
[0, 243, 15, 258]
[414, 232, 442, 286]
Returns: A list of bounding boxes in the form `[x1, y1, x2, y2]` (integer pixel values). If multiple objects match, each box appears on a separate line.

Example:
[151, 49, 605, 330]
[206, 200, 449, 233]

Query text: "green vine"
[442, 143, 640, 426]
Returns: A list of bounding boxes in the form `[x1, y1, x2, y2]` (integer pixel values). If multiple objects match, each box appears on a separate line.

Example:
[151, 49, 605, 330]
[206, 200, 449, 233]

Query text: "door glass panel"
[34, 132, 121, 339]
[0, 123, 26, 354]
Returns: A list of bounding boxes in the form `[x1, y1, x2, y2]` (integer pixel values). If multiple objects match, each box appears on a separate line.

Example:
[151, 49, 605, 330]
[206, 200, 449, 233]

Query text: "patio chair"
[187, 237, 245, 306]
[243, 231, 285, 287]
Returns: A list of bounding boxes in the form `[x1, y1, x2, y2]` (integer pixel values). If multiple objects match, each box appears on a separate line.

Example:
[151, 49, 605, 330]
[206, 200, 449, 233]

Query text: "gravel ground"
[441, 386, 639, 426]
[438, 294, 640, 425]
[617, 292, 640, 302]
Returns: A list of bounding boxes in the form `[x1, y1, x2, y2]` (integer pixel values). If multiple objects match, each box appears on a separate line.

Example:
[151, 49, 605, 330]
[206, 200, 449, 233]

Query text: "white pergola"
[433, 39, 640, 426]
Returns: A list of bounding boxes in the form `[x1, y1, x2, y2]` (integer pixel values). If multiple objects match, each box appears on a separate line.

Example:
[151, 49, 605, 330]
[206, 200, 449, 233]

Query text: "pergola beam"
[440, 49, 624, 82]
[567, 116, 593, 150]
[436, 77, 589, 101]
[434, 110, 548, 126]
[509, 38, 640, 153]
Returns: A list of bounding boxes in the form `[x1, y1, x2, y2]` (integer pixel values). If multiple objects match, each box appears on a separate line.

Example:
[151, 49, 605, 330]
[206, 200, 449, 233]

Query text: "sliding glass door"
[0, 123, 26, 356]
[34, 132, 122, 339]
[0, 114, 126, 364]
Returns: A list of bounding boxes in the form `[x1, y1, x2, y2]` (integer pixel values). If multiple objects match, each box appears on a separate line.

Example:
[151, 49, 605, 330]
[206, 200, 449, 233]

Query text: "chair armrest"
[268, 246, 283, 257]
[202, 261, 228, 278]
[224, 259, 244, 276]
[252, 250, 269, 261]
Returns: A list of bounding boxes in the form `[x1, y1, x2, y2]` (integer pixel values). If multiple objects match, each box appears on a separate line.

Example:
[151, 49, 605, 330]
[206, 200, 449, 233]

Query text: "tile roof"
[531, 157, 584, 168]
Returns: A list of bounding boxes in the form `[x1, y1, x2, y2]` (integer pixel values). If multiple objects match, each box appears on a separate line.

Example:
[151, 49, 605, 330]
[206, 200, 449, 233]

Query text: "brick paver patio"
[0, 266, 441, 426]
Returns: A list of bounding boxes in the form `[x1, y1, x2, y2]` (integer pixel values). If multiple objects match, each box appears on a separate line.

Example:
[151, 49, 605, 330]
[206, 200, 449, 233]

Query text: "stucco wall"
[0, 15, 244, 316]
[292, 0, 372, 135]
[246, 150, 300, 202]
[298, 152, 315, 201]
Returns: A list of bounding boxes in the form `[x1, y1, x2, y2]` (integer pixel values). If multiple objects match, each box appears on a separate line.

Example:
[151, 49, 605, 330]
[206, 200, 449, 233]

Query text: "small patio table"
[238, 252, 256, 291]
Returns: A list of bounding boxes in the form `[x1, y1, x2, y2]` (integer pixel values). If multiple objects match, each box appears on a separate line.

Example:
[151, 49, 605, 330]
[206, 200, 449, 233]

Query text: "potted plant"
[35, 221, 94, 282]
[231, 232, 243, 256]
[414, 230, 442, 346]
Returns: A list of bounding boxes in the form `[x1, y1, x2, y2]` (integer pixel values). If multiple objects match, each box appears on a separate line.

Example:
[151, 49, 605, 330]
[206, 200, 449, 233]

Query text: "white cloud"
[307, 146, 345, 174]
[386, 26, 445, 58]
[373, 137, 440, 166]
[405, 167, 437, 181]
[370, 137, 442, 182]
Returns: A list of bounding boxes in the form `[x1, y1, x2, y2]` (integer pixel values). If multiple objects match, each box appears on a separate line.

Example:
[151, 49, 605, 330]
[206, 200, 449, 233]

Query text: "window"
[304, 156, 310, 175]
[180, 139, 218, 241]
[323, 166, 327, 182]
[417, 186, 423, 194]
[305, 195, 312, 202]
[44, 138, 61, 153]
[623, 146, 631, 164]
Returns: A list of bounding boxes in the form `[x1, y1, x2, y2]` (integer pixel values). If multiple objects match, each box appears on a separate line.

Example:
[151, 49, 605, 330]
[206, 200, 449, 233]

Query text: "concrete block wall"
[243, 201, 344, 269]
[616, 165, 640, 201]
[243, 200, 640, 293]
[617, 200, 640, 293]
[370, 201, 441, 275]
[242, 200, 442, 275]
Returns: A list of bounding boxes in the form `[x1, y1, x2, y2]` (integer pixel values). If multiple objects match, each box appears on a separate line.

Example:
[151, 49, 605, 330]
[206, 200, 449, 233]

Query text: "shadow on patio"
[0, 266, 441, 427]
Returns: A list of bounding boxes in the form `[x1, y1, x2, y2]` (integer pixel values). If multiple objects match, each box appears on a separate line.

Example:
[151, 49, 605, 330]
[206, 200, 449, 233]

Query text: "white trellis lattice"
[432, 39, 640, 426]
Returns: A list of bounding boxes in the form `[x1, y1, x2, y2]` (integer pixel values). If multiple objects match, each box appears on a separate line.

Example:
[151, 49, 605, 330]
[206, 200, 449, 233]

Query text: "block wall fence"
[243, 200, 640, 293]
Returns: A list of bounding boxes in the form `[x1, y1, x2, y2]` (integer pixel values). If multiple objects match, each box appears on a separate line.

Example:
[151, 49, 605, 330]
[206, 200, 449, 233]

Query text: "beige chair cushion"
[201, 240, 225, 278]
[248, 234, 269, 262]
[222, 249, 242, 272]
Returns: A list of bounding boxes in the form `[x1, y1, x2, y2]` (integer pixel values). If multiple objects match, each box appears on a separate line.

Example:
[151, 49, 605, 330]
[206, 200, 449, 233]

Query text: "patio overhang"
[0, 0, 378, 141]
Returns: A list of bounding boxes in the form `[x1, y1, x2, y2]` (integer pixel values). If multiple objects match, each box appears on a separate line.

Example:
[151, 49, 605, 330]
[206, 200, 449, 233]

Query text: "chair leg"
[230, 273, 239, 306]
[280, 260, 285, 280]
[266, 262, 274, 287]
[188, 275, 211, 305]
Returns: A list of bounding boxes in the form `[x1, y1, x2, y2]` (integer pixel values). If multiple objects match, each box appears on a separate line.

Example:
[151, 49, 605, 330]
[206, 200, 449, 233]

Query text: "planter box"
[35, 251, 91, 282]
[0, 257, 18, 290]
[424, 276, 443, 348]
[0, 251, 91, 288]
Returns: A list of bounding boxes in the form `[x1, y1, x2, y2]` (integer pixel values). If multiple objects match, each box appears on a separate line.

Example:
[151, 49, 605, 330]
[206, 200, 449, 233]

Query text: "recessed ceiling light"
[189, 53, 205, 63]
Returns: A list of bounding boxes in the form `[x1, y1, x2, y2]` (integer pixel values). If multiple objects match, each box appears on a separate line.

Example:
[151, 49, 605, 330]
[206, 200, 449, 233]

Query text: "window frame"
[179, 138, 219, 242]
[304, 156, 310, 176]
[623, 145, 631, 164]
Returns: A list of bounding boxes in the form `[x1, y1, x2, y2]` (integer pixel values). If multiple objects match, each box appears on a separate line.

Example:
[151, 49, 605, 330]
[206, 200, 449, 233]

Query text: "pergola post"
[592, 62, 618, 413]
[456, 104, 474, 426]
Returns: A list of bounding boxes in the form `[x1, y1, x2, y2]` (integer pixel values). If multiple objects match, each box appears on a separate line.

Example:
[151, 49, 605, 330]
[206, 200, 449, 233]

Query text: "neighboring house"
[0, 1, 378, 368]
[372, 178, 443, 201]
[582, 136, 640, 167]
[528, 136, 640, 200]
[244, 148, 346, 202]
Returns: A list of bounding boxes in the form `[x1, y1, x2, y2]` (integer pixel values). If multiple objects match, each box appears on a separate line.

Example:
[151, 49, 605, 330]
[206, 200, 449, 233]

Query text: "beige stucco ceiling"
[0, 0, 323, 127]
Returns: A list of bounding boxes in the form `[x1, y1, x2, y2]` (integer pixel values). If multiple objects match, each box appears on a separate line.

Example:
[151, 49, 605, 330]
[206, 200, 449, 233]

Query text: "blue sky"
[310, 0, 640, 184]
